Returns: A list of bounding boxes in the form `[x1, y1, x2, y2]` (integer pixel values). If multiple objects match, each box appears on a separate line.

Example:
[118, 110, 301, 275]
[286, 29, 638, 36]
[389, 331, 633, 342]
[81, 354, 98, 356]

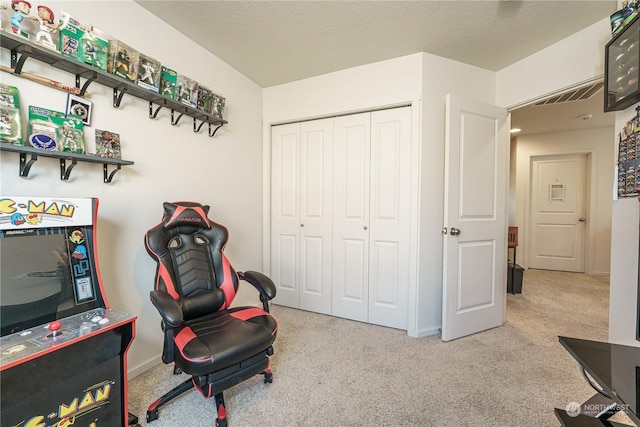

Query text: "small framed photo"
[65, 94, 92, 126]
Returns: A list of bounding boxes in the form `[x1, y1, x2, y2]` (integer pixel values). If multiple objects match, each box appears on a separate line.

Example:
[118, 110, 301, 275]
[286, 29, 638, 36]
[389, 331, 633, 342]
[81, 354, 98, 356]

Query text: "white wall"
[610, 104, 640, 346]
[263, 52, 495, 337]
[418, 54, 496, 334]
[496, 18, 611, 109]
[512, 128, 614, 276]
[0, 0, 266, 376]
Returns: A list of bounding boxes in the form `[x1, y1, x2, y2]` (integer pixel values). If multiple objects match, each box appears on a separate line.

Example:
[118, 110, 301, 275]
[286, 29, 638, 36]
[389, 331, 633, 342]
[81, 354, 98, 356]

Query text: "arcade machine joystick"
[47, 321, 62, 339]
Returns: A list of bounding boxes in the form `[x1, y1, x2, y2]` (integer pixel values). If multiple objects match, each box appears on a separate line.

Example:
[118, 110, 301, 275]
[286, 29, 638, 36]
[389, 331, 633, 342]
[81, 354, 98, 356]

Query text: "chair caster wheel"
[146, 410, 159, 423]
[173, 365, 182, 375]
[263, 372, 273, 383]
[216, 418, 227, 427]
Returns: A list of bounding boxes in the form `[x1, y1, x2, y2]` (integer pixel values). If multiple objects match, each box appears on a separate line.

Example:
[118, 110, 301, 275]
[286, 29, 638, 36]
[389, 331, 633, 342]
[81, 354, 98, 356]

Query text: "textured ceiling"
[136, 0, 619, 135]
[137, 0, 617, 88]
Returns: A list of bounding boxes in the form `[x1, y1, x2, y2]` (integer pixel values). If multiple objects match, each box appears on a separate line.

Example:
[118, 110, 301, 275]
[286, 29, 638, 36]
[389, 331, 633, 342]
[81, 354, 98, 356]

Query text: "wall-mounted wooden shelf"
[1, 144, 134, 183]
[0, 31, 227, 136]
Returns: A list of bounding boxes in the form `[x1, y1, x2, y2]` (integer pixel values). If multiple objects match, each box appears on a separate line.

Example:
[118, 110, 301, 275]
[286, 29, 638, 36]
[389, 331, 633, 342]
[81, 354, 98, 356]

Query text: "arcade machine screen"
[0, 225, 101, 336]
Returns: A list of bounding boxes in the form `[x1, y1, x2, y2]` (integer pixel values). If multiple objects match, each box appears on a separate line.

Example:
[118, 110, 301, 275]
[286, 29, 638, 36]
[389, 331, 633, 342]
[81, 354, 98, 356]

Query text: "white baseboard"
[128, 355, 162, 380]
[413, 326, 441, 338]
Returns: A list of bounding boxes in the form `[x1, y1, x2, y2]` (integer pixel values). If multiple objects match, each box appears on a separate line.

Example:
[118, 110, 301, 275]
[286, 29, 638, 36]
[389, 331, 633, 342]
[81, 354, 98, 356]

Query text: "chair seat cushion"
[173, 306, 277, 376]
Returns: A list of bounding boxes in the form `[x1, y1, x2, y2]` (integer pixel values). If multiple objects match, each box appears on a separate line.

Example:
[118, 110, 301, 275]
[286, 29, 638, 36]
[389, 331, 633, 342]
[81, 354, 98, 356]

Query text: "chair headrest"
[162, 201, 211, 230]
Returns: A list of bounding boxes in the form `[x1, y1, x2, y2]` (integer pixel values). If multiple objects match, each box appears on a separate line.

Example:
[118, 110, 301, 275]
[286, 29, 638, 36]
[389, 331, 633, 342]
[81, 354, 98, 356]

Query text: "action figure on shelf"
[0, 106, 21, 144]
[161, 79, 174, 97]
[58, 120, 84, 154]
[10, 0, 37, 38]
[138, 58, 156, 86]
[0, 110, 13, 136]
[115, 48, 131, 77]
[83, 41, 98, 67]
[35, 5, 59, 50]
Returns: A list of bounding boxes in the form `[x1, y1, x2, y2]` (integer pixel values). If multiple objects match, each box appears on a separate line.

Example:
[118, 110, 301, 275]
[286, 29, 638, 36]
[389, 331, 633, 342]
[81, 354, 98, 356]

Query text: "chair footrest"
[194, 352, 270, 397]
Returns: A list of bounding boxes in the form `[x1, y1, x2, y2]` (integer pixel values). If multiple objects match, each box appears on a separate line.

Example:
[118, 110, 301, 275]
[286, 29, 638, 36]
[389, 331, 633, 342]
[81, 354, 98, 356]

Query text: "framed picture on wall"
[65, 94, 92, 126]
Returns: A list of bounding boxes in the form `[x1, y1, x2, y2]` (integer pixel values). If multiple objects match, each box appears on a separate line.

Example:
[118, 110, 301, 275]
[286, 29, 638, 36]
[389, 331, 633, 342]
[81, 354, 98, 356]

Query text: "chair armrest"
[239, 270, 277, 300]
[150, 290, 183, 327]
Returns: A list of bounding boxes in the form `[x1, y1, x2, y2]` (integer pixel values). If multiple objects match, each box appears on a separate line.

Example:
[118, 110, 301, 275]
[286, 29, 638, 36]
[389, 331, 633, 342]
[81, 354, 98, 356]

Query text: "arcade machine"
[0, 196, 137, 427]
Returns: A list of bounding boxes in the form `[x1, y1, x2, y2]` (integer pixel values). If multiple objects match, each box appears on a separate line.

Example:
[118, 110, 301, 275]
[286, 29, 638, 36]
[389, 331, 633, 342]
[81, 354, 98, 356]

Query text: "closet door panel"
[368, 107, 411, 329]
[270, 123, 301, 308]
[299, 119, 333, 314]
[332, 113, 370, 322]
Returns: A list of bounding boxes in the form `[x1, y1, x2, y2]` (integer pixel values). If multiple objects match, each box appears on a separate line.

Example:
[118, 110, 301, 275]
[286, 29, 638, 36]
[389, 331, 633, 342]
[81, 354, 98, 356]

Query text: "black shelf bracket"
[149, 101, 164, 119]
[19, 151, 38, 177]
[60, 158, 78, 181]
[76, 71, 98, 97]
[171, 108, 186, 126]
[113, 84, 128, 108]
[194, 118, 206, 133]
[209, 123, 223, 138]
[104, 163, 122, 183]
[10, 44, 32, 73]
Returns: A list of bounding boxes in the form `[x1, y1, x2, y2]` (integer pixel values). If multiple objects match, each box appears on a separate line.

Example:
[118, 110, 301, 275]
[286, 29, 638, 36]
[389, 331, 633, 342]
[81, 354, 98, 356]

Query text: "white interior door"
[299, 119, 334, 314]
[332, 112, 370, 322]
[367, 108, 411, 330]
[442, 94, 509, 342]
[529, 154, 587, 272]
[270, 123, 300, 308]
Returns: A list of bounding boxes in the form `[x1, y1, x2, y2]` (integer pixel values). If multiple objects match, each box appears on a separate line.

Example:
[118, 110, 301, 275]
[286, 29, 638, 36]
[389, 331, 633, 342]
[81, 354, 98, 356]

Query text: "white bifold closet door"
[270, 118, 334, 314]
[332, 108, 411, 329]
[271, 107, 411, 330]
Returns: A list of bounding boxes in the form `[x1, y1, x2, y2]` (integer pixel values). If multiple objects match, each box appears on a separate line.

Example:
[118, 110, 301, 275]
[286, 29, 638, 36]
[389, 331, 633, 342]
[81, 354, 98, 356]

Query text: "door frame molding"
[262, 100, 423, 337]
[522, 150, 598, 274]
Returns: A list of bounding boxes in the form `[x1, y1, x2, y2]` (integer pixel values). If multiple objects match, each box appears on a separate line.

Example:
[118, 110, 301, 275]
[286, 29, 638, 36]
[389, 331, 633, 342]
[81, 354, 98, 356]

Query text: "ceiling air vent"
[533, 82, 604, 106]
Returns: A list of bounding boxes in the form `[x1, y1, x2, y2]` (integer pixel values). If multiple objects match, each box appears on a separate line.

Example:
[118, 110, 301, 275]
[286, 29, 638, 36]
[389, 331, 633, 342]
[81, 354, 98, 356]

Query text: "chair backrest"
[145, 201, 240, 320]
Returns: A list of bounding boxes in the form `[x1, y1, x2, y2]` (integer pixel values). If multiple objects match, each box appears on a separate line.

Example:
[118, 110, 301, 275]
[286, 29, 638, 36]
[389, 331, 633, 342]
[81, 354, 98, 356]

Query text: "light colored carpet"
[128, 269, 621, 426]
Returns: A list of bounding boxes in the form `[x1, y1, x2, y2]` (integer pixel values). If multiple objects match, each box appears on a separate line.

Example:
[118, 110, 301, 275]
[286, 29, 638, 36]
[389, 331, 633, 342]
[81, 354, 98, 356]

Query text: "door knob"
[450, 227, 461, 236]
[364, 226, 368, 230]
[578, 217, 586, 222]
[300, 223, 304, 227]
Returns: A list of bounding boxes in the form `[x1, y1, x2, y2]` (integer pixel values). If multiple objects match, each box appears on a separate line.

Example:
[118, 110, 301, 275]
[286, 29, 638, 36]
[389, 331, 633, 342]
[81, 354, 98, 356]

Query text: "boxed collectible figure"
[136, 53, 161, 92]
[6, 0, 39, 40]
[28, 106, 85, 153]
[0, 84, 24, 145]
[95, 129, 121, 159]
[58, 11, 85, 61]
[0, 106, 22, 145]
[159, 66, 177, 99]
[212, 92, 226, 119]
[107, 38, 139, 82]
[80, 26, 109, 71]
[176, 74, 198, 108]
[197, 85, 214, 113]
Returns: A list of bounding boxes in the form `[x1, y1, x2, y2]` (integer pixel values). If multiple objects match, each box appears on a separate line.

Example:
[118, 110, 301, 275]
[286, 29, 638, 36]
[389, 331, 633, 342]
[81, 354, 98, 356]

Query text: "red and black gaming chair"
[144, 201, 278, 427]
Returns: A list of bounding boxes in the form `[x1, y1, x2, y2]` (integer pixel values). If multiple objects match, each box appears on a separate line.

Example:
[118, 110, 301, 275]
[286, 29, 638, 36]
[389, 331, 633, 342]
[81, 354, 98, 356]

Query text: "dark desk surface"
[559, 336, 640, 426]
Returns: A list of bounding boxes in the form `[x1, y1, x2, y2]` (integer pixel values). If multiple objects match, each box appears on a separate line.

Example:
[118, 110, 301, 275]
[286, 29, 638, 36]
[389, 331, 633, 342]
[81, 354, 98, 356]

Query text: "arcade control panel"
[0, 308, 134, 368]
